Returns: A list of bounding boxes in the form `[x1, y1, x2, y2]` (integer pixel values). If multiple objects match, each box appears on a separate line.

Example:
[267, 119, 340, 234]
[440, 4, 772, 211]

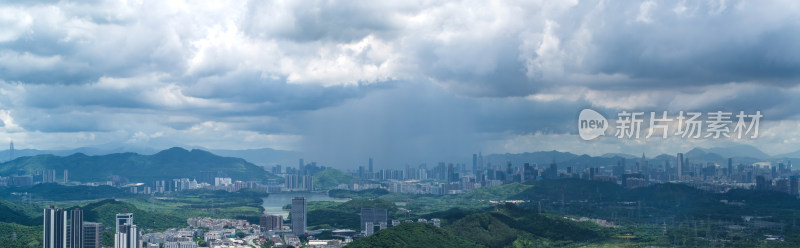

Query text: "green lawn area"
[381, 182, 533, 214]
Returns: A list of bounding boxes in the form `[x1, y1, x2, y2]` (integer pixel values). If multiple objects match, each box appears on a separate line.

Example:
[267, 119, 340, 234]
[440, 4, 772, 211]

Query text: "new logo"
[578, 109, 608, 140]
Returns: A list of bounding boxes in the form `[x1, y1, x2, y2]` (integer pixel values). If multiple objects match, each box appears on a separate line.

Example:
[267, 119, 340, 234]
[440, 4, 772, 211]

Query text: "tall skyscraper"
[676, 153, 684, 180]
[548, 161, 558, 179]
[360, 208, 388, 236]
[472, 154, 478, 174]
[478, 152, 484, 171]
[115, 224, 139, 248]
[64, 169, 69, 184]
[116, 213, 133, 233]
[756, 175, 768, 191]
[447, 163, 456, 182]
[44, 206, 67, 248]
[369, 157, 374, 174]
[83, 222, 103, 248]
[44, 169, 56, 183]
[71, 208, 84, 248]
[9, 140, 14, 162]
[299, 159, 304, 175]
[291, 197, 307, 236]
[303, 175, 314, 191]
[639, 153, 646, 173]
[115, 213, 139, 248]
[727, 158, 733, 177]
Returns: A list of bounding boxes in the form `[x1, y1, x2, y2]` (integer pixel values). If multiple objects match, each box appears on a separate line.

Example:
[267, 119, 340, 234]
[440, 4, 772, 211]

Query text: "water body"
[261, 192, 347, 218]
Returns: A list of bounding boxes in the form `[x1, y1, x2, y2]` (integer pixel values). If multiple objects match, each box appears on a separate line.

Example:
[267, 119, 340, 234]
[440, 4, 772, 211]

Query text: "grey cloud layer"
[0, 0, 799, 165]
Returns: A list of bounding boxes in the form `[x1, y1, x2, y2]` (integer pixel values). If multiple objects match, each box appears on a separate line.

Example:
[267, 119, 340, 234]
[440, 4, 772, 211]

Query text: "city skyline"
[1, 1, 800, 167]
[2, 1, 800, 247]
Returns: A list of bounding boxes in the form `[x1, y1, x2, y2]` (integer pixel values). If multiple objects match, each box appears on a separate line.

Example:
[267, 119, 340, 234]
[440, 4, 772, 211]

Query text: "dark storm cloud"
[19, 84, 148, 109]
[582, 1, 800, 89]
[16, 109, 110, 132]
[414, 33, 537, 97]
[182, 71, 390, 116]
[299, 81, 479, 166]
[473, 97, 594, 135]
[297, 81, 604, 166]
[1, 0, 800, 162]
[241, 1, 402, 42]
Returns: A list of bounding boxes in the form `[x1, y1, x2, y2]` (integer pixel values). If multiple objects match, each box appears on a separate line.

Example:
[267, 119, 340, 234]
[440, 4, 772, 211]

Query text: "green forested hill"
[0, 184, 133, 201]
[345, 222, 483, 248]
[0, 200, 39, 226]
[80, 199, 186, 231]
[0, 201, 45, 248]
[313, 168, 353, 190]
[0, 222, 41, 248]
[307, 198, 399, 230]
[439, 204, 603, 248]
[0, 147, 277, 182]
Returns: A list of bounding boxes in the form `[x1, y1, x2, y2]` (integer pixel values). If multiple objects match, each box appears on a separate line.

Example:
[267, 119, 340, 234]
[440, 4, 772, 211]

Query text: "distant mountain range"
[0, 145, 300, 167]
[0, 143, 797, 173]
[207, 148, 301, 167]
[0, 147, 278, 183]
[486, 144, 799, 169]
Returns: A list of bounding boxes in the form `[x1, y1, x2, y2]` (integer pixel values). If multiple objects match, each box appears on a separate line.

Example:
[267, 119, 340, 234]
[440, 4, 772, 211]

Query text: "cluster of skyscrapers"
[43, 207, 102, 248]
[281, 159, 317, 191]
[43, 206, 140, 248]
[0, 169, 69, 187]
[259, 197, 308, 237]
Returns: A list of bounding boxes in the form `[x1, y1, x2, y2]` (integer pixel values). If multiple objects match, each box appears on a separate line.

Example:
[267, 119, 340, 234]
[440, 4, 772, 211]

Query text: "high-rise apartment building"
[260, 215, 283, 231]
[83, 222, 103, 248]
[115, 224, 139, 248]
[360, 208, 388, 236]
[291, 197, 306, 236]
[44, 206, 67, 248]
[71, 208, 84, 248]
[677, 153, 684, 180]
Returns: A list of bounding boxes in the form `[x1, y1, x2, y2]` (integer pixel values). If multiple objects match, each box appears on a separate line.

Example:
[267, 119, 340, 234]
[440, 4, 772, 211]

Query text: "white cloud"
[636, 1, 658, 23]
[0, 0, 799, 165]
[0, 7, 32, 42]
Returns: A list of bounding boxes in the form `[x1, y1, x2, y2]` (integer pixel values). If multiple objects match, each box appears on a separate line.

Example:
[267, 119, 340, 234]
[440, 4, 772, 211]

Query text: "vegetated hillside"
[460, 182, 532, 201]
[401, 182, 535, 214]
[345, 222, 483, 248]
[80, 199, 186, 231]
[328, 188, 389, 199]
[446, 204, 603, 248]
[512, 179, 800, 226]
[0, 147, 277, 182]
[0, 200, 39, 226]
[0, 222, 41, 248]
[512, 179, 625, 202]
[313, 168, 354, 190]
[0, 183, 133, 201]
[307, 198, 399, 230]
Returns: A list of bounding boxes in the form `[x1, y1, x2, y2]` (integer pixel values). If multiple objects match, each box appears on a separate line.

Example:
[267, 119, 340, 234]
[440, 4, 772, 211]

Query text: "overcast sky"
[1, 0, 800, 167]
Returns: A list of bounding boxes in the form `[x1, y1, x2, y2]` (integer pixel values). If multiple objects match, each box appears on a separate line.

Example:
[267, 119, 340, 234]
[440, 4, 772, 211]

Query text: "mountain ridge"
[0, 147, 278, 183]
